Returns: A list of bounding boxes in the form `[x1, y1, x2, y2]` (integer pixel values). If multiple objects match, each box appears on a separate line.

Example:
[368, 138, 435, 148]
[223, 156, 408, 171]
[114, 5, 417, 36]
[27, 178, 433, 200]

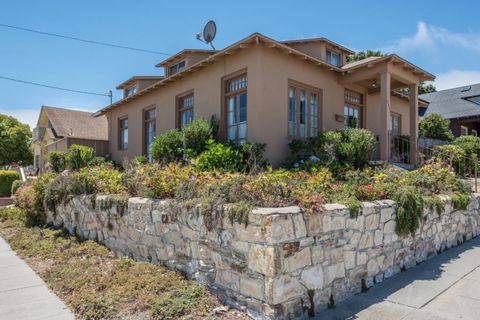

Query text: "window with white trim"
[225, 74, 247, 145]
[288, 83, 320, 138]
[461, 126, 468, 136]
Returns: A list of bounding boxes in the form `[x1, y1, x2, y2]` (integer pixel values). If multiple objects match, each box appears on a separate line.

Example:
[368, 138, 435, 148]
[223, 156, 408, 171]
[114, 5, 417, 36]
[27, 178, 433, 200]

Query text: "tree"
[418, 82, 436, 94]
[0, 114, 33, 166]
[419, 113, 454, 141]
[346, 50, 384, 63]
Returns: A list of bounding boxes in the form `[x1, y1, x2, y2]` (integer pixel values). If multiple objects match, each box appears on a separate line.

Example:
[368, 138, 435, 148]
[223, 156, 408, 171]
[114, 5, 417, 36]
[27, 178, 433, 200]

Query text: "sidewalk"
[319, 235, 480, 320]
[0, 236, 74, 320]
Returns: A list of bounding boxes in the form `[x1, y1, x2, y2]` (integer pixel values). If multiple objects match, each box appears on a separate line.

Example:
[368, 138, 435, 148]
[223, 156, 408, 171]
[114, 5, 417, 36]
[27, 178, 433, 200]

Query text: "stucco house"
[420, 83, 480, 137]
[94, 33, 434, 167]
[33, 106, 108, 172]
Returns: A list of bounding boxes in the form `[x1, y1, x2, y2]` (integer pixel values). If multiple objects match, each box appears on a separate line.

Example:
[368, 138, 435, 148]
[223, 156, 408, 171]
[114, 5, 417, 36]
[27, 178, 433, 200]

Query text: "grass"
[0, 207, 243, 320]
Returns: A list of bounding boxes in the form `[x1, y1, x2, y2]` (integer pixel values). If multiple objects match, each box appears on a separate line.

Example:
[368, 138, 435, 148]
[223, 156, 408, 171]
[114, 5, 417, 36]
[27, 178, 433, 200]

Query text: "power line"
[0, 23, 172, 56]
[0, 75, 111, 98]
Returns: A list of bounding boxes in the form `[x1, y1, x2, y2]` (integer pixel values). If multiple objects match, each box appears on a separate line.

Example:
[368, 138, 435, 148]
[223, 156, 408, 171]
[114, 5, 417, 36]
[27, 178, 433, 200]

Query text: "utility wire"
[0, 75, 111, 97]
[0, 23, 172, 56]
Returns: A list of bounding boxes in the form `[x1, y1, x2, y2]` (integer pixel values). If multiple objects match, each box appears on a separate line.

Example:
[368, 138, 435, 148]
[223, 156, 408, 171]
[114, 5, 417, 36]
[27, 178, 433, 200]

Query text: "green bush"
[0, 207, 27, 224]
[48, 151, 67, 173]
[11, 180, 25, 196]
[196, 140, 244, 172]
[0, 170, 20, 196]
[72, 166, 124, 195]
[419, 113, 454, 141]
[152, 129, 184, 164]
[392, 186, 424, 236]
[66, 145, 95, 170]
[182, 118, 212, 157]
[454, 135, 480, 158]
[89, 156, 106, 167]
[287, 128, 375, 169]
[433, 144, 466, 173]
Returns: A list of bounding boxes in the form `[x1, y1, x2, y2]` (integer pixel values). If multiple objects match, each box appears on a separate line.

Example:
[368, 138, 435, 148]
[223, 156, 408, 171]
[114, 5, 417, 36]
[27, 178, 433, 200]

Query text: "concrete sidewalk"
[319, 235, 480, 320]
[0, 236, 74, 320]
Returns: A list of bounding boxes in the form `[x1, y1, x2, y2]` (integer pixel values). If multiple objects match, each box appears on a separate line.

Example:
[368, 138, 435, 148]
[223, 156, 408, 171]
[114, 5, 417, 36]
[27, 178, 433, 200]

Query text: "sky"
[1, 0, 480, 129]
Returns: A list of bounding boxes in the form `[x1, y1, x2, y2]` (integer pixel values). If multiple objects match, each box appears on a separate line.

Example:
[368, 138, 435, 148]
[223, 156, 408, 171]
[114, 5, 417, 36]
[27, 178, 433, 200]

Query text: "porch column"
[409, 83, 419, 164]
[379, 72, 391, 162]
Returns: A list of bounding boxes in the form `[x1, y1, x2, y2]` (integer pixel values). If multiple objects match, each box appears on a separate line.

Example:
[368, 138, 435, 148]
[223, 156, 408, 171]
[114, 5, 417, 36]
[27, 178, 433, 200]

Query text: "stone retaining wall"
[47, 194, 480, 319]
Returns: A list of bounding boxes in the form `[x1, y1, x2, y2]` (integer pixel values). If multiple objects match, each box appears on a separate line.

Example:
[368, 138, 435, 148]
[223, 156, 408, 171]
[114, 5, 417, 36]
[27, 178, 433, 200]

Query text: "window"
[169, 61, 186, 76]
[288, 82, 321, 138]
[461, 126, 468, 136]
[118, 117, 128, 150]
[125, 86, 137, 98]
[472, 129, 478, 136]
[390, 112, 401, 136]
[344, 89, 363, 128]
[466, 95, 480, 105]
[327, 50, 341, 67]
[144, 108, 156, 161]
[177, 93, 194, 128]
[225, 74, 247, 145]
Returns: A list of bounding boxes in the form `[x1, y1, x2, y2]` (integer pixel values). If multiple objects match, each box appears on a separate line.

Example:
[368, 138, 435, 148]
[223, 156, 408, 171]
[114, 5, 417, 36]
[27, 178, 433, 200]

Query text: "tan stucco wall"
[105, 44, 417, 167]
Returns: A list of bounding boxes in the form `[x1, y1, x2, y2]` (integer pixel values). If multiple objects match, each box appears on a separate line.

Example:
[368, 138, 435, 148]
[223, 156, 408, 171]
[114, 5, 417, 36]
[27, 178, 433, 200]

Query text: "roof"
[94, 32, 434, 116]
[420, 83, 480, 119]
[342, 54, 435, 81]
[155, 49, 217, 68]
[116, 76, 164, 89]
[341, 56, 384, 69]
[281, 37, 355, 54]
[95, 32, 344, 116]
[42, 106, 108, 141]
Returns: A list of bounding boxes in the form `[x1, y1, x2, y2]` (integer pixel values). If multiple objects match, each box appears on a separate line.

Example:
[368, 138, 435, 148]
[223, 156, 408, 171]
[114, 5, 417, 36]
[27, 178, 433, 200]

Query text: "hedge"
[0, 170, 20, 197]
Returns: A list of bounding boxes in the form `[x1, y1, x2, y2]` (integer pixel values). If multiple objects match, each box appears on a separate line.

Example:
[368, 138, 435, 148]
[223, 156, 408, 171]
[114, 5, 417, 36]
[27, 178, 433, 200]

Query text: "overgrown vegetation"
[419, 113, 455, 141]
[0, 170, 20, 196]
[0, 207, 218, 320]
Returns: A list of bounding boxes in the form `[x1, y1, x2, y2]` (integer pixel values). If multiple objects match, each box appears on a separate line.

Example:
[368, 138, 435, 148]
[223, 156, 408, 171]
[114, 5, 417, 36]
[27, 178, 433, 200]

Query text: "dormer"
[116, 76, 164, 98]
[282, 38, 354, 67]
[155, 49, 217, 77]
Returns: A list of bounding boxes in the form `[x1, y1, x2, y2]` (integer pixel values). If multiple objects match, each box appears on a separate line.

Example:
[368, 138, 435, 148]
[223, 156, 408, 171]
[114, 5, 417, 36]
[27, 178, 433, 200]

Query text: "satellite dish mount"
[196, 20, 217, 50]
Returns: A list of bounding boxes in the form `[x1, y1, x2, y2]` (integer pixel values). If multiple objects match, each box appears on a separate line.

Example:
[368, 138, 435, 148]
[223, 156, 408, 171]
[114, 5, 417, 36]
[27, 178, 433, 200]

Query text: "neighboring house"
[94, 33, 434, 167]
[420, 83, 480, 137]
[33, 106, 109, 172]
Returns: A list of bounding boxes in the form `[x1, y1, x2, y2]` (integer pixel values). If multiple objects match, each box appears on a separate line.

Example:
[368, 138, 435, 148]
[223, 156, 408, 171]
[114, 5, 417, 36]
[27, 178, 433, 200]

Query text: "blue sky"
[1, 0, 480, 128]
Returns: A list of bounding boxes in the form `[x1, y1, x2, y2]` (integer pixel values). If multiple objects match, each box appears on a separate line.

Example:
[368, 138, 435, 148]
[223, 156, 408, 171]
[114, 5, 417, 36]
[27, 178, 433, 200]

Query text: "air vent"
[461, 86, 472, 92]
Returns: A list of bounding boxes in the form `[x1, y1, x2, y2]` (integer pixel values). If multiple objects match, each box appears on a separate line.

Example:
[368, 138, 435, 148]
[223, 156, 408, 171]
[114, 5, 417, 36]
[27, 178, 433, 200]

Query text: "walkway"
[0, 237, 74, 320]
[319, 235, 480, 319]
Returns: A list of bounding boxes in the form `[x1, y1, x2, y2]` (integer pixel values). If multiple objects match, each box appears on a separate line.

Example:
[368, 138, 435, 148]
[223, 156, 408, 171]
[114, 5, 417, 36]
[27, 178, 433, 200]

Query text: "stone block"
[248, 244, 281, 277]
[240, 275, 265, 301]
[265, 275, 305, 304]
[311, 245, 325, 264]
[344, 251, 356, 270]
[291, 213, 307, 238]
[300, 264, 324, 290]
[215, 269, 240, 292]
[324, 263, 345, 287]
[365, 214, 380, 230]
[234, 223, 263, 243]
[284, 247, 311, 272]
[374, 230, 383, 246]
[357, 252, 367, 266]
[380, 206, 395, 222]
[263, 214, 296, 244]
[346, 215, 364, 230]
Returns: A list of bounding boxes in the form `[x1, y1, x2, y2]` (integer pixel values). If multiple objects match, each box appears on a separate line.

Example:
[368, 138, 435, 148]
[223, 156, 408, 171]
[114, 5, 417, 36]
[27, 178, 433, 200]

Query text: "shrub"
[286, 128, 375, 169]
[0, 207, 27, 224]
[433, 145, 466, 174]
[0, 170, 20, 196]
[419, 113, 454, 141]
[196, 140, 244, 172]
[240, 143, 268, 173]
[152, 129, 183, 164]
[89, 156, 106, 167]
[451, 192, 470, 210]
[45, 175, 77, 213]
[133, 155, 148, 165]
[48, 151, 67, 173]
[66, 145, 95, 170]
[454, 135, 480, 158]
[11, 180, 25, 196]
[182, 118, 212, 157]
[392, 186, 424, 236]
[72, 165, 124, 195]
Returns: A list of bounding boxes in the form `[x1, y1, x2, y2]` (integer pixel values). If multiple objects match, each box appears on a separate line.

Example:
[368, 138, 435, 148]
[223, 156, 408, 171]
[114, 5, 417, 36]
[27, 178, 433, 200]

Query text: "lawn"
[0, 207, 249, 320]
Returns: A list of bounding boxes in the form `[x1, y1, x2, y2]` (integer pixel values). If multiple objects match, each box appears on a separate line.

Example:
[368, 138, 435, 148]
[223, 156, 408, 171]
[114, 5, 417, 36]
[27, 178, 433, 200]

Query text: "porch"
[341, 55, 435, 165]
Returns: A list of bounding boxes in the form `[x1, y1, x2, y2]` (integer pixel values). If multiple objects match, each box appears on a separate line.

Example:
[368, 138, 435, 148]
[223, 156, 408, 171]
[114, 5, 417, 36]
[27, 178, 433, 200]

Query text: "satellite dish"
[196, 20, 217, 50]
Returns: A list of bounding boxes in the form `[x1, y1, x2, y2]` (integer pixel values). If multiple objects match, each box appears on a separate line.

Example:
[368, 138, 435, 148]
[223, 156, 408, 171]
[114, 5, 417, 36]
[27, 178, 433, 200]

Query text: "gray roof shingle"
[420, 83, 480, 119]
[43, 106, 108, 141]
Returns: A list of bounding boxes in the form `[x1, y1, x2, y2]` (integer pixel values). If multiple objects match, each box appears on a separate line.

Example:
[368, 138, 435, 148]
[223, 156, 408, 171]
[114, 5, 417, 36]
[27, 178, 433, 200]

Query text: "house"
[420, 83, 480, 137]
[33, 106, 109, 172]
[94, 33, 434, 167]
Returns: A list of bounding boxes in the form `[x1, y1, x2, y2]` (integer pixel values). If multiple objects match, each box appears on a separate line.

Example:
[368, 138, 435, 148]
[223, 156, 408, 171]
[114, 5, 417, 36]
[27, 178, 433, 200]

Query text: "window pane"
[289, 87, 296, 136]
[239, 93, 247, 122]
[228, 96, 236, 113]
[228, 126, 236, 141]
[239, 123, 247, 140]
